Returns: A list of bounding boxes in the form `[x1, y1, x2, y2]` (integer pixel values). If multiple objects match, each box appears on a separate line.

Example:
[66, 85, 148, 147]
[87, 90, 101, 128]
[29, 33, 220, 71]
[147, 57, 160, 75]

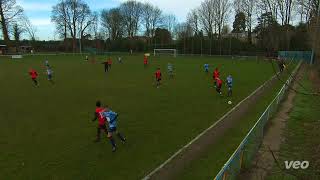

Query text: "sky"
[16, 0, 203, 40]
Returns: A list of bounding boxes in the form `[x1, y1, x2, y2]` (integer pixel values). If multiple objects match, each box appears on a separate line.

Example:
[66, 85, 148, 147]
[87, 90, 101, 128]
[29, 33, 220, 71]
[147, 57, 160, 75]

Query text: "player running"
[102, 107, 126, 152]
[29, 68, 39, 87]
[277, 58, 285, 72]
[204, 63, 209, 73]
[155, 68, 162, 88]
[144, 55, 148, 67]
[92, 101, 108, 142]
[102, 59, 109, 72]
[167, 63, 174, 79]
[226, 75, 233, 97]
[46, 67, 54, 83]
[108, 58, 112, 70]
[213, 68, 220, 87]
[216, 77, 223, 95]
[118, 57, 122, 64]
[45, 59, 50, 68]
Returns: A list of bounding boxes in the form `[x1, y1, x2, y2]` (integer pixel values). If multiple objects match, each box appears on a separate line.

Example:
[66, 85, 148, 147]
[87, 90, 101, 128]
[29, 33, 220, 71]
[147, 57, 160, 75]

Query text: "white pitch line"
[142, 74, 277, 180]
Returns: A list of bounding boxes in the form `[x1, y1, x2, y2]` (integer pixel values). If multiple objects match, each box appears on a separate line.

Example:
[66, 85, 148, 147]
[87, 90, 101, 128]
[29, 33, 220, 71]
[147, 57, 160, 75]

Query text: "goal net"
[154, 49, 177, 57]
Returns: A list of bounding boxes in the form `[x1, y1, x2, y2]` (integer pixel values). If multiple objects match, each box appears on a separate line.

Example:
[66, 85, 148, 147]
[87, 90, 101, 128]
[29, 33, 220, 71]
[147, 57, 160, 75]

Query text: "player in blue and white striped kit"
[167, 63, 174, 79]
[226, 75, 233, 97]
[102, 107, 126, 152]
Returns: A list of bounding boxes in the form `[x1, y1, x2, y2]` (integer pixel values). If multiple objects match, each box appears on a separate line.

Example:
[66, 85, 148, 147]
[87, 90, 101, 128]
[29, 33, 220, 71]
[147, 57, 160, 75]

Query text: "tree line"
[49, 0, 177, 53]
[0, 0, 319, 57]
[177, 0, 320, 55]
[0, 0, 37, 48]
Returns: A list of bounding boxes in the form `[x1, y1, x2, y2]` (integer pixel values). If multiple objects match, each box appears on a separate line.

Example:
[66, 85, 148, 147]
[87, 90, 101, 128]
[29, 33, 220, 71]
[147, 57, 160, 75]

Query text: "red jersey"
[144, 56, 148, 64]
[213, 70, 220, 79]
[108, 59, 112, 65]
[95, 107, 106, 125]
[29, 70, 38, 79]
[217, 78, 222, 87]
[155, 70, 161, 79]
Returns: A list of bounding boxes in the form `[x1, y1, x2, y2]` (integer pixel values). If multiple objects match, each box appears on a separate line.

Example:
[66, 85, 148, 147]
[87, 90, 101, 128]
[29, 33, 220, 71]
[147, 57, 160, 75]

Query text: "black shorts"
[156, 78, 161, 82]
[98, 124, 107, 130]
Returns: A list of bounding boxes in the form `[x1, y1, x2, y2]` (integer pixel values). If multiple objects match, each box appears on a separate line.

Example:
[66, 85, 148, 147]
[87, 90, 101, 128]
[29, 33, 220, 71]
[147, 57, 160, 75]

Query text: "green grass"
[176, 64, 294, 180]
[0, 54, 275, 179]
[267, 71, 320, 180]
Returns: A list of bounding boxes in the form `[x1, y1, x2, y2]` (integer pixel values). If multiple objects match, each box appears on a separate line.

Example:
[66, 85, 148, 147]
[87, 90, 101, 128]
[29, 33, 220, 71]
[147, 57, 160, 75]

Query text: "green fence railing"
[278, 51, 313, 64]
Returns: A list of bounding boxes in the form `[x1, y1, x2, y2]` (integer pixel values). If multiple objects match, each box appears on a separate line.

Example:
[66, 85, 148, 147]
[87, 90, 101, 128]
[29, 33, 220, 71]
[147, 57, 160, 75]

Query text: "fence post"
[223, 171, 228, 180]
[240, 150, 244, 169]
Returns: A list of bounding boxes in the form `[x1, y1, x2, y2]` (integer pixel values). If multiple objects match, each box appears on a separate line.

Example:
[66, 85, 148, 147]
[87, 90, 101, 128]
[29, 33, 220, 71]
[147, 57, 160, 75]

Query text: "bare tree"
[142, 3, 162, 41]
[0, 0, 24, 45]
[11, 23, 23, 42]
[187, 8, 200, 36]
[163, 14, 177, 38]
[65, 0, 80, 52]
[198, 0, 215, 36]
[186, 9, 200, 54]
[197, 0, 217, 55]
[234, 0, 243, 14]
[239, 0, 256, 43]
[90, 11, 99, 40]
[257, 0, 279, 18]
[77, 2, 95, 50]
[52, 0, 69, 49]
[175, 22, 192, 53]
[214, 0, 231, 37]
[222, 24, 231, 34]
[120, 0, 143, 38]
[101, 8, 124, 40]
[22, 17, 37, 41]
[52, 0, 94, 52]
[276, 0, 295, 25]
[213, 0, 231, 54]
[297, 0, 315, 22]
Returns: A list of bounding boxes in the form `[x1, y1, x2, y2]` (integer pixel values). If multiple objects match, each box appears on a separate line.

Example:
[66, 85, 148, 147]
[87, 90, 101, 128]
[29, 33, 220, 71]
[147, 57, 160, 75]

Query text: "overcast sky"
[16, 0, 203, 40]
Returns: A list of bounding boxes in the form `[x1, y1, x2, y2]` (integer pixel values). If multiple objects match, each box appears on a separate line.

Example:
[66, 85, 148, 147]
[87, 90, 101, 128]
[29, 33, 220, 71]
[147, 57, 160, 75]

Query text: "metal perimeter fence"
[214, 61, 302, 180]
[0, 51, 313, 63]
[278, 51, 313, 64]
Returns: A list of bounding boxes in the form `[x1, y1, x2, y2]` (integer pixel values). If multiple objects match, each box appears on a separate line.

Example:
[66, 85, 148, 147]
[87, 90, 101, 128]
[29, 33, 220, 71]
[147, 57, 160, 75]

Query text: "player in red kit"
[213, 68, 220, 87]
[144, 55, 148, 67]
[108, 58, 112, 70]
[92, 101, 108, 142]
[101, 58, 109, 73]
[155, 68, 162, 88]
[216, 77, 223, 95]
[29, 68, 39, 87]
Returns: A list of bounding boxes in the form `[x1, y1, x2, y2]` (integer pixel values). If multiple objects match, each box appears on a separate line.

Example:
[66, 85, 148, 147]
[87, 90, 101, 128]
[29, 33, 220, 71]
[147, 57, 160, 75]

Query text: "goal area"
[153, 49, 177, 57]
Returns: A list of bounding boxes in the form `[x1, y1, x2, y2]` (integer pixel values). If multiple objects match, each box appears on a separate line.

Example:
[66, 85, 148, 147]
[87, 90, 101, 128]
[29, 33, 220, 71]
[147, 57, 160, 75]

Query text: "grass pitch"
[267, 71, 320, 180]
[0, 54, 275, 179]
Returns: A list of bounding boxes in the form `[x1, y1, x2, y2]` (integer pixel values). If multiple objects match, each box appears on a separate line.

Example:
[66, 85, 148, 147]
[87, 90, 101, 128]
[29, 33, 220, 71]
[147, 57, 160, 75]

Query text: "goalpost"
[153, 49, 177, 57]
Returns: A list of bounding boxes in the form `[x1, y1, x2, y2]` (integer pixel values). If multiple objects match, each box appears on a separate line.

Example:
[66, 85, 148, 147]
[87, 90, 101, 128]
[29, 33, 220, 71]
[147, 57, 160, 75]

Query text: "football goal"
[153, 49, 177, 57]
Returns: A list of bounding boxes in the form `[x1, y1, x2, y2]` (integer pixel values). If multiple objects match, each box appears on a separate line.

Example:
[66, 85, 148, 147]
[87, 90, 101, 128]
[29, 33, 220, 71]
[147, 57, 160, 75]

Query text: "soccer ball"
[228, 101, 232, 105]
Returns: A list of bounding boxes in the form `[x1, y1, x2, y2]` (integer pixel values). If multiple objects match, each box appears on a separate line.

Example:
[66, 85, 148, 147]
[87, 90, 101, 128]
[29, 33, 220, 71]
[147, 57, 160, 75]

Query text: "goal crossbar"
[154, 49, 177, 57]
